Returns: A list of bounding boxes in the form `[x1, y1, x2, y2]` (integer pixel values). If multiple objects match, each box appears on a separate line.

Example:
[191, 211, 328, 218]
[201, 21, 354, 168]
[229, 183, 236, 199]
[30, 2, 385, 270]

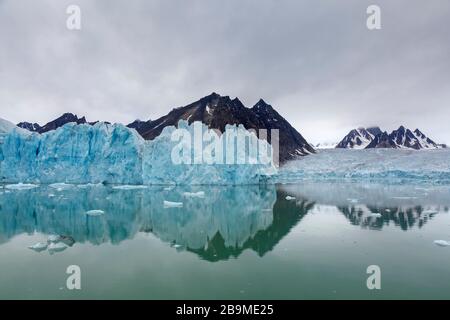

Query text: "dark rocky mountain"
[336, 127, 382, 149]
[130, 93, 315, 163]
[17, 113, 88, 134]
[366, 126, 445, 149]
[38, 113, 87, 134]
[17, 122, 41, 132]
[365, 131, 397, 148]
[126, 119, 149, 132]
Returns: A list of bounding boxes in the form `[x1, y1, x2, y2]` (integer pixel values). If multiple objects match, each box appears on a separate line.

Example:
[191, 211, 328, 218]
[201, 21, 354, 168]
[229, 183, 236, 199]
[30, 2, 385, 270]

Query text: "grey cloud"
[0, 0, 449, 144]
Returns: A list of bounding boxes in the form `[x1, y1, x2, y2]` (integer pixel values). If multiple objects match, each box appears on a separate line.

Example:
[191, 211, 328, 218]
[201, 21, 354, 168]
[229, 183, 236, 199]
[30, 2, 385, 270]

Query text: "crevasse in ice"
[0, 120, 277, 185]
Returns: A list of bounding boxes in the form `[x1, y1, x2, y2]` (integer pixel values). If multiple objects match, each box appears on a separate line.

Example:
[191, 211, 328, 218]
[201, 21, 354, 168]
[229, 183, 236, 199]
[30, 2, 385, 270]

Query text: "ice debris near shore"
[0, 120, 277, 185]
[277, 148, 450, 184]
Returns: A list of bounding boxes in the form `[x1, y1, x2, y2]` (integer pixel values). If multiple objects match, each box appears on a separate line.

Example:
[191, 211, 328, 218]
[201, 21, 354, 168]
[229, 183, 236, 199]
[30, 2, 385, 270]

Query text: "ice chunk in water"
[5, 183, 38, 190]
[28, 242, 48, 252]
[47, 235, 61, 243]
[183, 191, 205, 198]
[164, 200, 183, 208]
[48, 242, 68, 254]
[285, 196, 295, 200]
[112, 185, 148, 190]
[434, 240, 450, 247]
[85, 209, 105, 216]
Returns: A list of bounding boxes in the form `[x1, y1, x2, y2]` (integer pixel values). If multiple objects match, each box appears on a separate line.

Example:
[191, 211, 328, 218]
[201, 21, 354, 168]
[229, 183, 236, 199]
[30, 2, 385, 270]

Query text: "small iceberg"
[285, 196, 296, 201]
[112, 185, 149, 190]
[434, 240, 450, 247]
[164, 200, 183, 208]
[369, 213, 382, 218]
[59, 235, 76, 247]
[28, 242, 48, 252]
[48, 242, 68, 254]
[49, 183, 73, 190]
[47, 235, 61, 243]
[5, 183, 38, 190]
[85, 209, 105, 216]
[183, 191, 205, 198]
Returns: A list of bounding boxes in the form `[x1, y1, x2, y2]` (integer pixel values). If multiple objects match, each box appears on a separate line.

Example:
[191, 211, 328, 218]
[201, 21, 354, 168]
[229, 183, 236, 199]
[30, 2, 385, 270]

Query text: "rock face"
[129, 93, 314, 163]
[337, 125, 445, 150]
[366, 126, 444, 149]
[17, 113, 88, 134]
[17, 122, 41, 132]
[336, 127, 382, 149]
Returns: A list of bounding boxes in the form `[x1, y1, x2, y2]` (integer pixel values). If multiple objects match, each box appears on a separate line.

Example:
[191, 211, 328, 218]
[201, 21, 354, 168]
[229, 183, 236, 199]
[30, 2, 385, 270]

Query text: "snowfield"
[277, 148, 450, 184]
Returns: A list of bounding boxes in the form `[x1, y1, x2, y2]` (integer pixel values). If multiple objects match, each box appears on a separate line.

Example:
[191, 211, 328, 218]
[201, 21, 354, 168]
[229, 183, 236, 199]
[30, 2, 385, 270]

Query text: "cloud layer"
[1, 0, 449, 143]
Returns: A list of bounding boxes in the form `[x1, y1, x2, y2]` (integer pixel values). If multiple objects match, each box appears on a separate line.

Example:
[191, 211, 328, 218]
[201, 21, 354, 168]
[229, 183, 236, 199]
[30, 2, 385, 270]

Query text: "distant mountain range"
[12, 93, 447, 160]
[15, 93, 315, 163]
[336, 126, 446, 150]
[17, 113, 105, 134]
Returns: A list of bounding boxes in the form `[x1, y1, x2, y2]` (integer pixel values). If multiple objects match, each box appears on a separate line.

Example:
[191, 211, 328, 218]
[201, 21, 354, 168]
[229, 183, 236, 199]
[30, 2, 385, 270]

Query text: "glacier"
[277, 149, 450, 184]
[0, 120, 277, 185]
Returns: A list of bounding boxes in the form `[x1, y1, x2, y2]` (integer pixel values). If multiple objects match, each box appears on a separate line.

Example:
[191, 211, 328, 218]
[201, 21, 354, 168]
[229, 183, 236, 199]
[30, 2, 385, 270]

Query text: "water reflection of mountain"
[189, 192, 314, 261]
[0, 185, 312, 261]
[280, 182, 450, 230]
[339, 205, 443, 230]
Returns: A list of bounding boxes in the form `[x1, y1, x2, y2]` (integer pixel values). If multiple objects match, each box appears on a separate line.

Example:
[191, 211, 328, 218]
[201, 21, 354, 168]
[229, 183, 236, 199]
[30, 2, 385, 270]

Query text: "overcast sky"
[1, 0, 449, 144]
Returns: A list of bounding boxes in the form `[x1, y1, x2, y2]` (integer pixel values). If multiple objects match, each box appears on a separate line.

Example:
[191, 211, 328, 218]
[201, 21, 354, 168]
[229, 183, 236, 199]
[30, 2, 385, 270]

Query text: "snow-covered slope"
[367, 126, 444, 149]
[276, 148, 450, 184]
[0, 118, 17, 134]
[335, 127, 382, 149]
[314, 142, 338, 149]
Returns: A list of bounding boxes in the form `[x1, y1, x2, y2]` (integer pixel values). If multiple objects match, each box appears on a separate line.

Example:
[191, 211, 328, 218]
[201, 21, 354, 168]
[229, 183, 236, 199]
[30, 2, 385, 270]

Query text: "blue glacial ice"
[276, 149, 450, 184]
[0, 120, 277, 185]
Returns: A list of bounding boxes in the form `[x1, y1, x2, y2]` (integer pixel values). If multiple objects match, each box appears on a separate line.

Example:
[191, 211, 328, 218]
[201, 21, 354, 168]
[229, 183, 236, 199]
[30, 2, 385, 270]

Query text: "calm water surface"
[0, 182, 450, 299]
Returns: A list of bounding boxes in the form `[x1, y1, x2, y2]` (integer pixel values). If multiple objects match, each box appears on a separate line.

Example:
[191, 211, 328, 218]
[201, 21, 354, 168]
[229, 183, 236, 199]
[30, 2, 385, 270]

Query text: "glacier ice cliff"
[0, 120, 277, 185]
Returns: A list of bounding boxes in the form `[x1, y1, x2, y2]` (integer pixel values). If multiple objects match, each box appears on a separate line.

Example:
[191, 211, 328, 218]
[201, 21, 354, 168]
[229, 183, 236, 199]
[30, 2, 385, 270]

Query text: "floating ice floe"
[112, 185, 149, 190]
[369, 213, 382, 218]
[28, 242, 48, 252]
[347, 198, 359, 203]
[5, 183, 38, 190]
[49, 183, 73, 190]
[48, 235, 61, 243]
[164, 200, 183, 208]
[77, 183, 103, 188]
[85, 209, 105, 216]
[434, 240, 450, 247]
[422, 210, 438, 215]
[183, 191, 205, 198]
[285, 196, 296, 201]
[48, 242, 68, 254]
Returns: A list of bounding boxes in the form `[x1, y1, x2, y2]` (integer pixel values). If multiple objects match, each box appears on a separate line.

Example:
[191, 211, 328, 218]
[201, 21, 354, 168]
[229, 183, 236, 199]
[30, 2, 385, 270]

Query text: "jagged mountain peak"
[365, 126, 443, 150]
[336, 126, 380, 149]
[133, 93, 314, 163]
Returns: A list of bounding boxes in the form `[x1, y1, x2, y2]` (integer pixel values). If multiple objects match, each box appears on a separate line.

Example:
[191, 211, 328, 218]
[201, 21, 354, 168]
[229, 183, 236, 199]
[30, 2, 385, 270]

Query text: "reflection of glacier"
[0, 184, 311, 260]
[280, 182, 450, 230]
